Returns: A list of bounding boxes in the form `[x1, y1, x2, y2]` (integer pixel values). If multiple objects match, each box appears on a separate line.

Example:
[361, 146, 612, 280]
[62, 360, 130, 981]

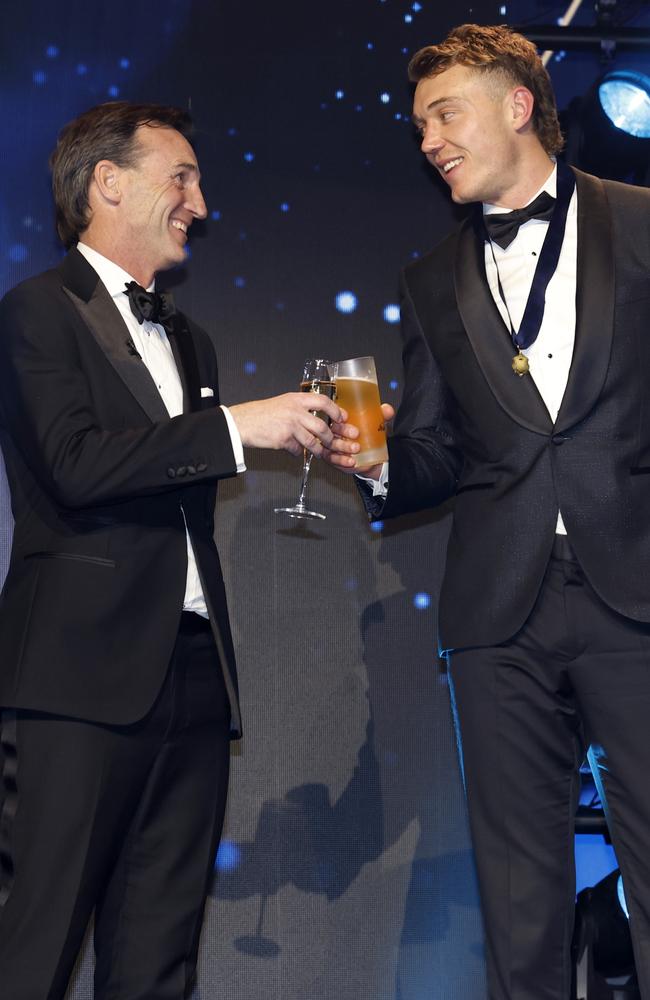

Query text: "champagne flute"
[274, 359, 336, 520]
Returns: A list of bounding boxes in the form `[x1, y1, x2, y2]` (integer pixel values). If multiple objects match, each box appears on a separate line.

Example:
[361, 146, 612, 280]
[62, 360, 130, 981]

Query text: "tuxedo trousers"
[448, 536, 650, 1000]
[0, 611, 231, 1000]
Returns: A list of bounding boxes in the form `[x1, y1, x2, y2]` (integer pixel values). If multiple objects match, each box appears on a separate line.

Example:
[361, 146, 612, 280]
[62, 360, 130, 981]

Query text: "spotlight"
[599, 70, 650, 139]
[562, 71, 650, 185]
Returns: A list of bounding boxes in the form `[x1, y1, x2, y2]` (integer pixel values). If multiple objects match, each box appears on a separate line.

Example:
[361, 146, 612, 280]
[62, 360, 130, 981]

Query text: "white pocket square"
[200, 387, 214, 398]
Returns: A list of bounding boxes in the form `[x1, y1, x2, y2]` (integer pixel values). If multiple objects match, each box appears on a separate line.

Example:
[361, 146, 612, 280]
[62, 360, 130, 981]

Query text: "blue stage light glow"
[355, 104, 364, 112]
[9, 244, 28, 263]
[280, 202, 290, 212]
[234, 276, 246, 288]
[367, 42, 374, 50]
[617, 874, 630, 919]
[215, 840, 242, 872]
[76, 63, 87, 75]
[243, 152, 255, 162]
[108, 85, 120, 97]
[335, 291, 357, 314]
[46, 45, 59, 58]
[227, 127, 237, 136]
[33, 70, 47, 85]
[389, 380, 399, 391]
[335, 89, 344, 100]
[413, 592, 431, 610]
[394, 113, 402, 120]
[412, 1, 422, 10]
[211, 210, 221, 221]
[599, 71, 650, 139]
[404, 14, 413, 22]
[370, 521, 384, 533]
[244, 361, 257, 375]
[383, 304, 400, 324]
[380, 92, 390, 104]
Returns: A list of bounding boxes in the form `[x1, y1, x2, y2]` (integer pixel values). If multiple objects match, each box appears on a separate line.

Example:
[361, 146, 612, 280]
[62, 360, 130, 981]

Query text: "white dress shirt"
[364, 164, 577, 534]
[76, 242, 245, 615]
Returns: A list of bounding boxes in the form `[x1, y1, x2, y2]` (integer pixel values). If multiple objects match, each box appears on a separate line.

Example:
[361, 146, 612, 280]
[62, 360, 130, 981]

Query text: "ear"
[511, 85, 535, 132]
[91, 160, 123, 205]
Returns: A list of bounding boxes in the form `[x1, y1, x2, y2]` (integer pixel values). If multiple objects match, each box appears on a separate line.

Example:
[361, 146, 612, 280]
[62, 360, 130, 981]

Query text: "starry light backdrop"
[1, 2, 650, 998]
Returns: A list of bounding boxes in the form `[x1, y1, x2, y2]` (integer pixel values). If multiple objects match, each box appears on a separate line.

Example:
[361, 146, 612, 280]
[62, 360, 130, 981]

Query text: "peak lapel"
[555, 169, 614, 434]
[453, 220, 552, 436]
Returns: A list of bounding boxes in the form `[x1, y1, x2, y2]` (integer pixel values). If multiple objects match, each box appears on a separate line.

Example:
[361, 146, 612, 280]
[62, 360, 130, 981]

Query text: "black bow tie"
[124, 281, 176, 333]
[483, 191, 556, 250]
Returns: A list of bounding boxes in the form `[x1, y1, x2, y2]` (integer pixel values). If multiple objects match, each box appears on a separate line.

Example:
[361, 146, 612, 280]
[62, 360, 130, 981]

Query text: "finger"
[322, 449, 358, 471]
[301, 395, 345, 424]
[380, 403, 395, 421]
[328, 435, 360, 455]
[330, 421, 359, 439]
[301, 413, 335, 448]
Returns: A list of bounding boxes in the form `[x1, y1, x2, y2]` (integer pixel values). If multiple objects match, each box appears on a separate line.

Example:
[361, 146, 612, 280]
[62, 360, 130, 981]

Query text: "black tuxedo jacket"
[376, 168, 650, 652]
[0, 248, 242, 735]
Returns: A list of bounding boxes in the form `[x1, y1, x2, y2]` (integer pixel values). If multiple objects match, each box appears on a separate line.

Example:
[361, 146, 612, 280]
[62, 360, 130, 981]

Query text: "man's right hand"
[228, 394, 359, 459]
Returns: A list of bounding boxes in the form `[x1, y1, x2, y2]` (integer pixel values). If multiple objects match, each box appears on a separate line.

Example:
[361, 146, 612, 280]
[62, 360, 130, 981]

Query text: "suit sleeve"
[0, 282, 238, 510]
[376, 269, 462, 519]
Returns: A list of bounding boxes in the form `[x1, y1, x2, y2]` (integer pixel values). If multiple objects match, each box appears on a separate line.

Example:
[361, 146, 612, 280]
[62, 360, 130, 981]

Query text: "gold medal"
[512, 352, 529, 377]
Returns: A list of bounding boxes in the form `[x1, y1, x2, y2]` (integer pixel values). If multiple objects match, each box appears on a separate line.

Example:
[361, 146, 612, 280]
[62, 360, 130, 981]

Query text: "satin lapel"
[166, 313, 201, 414]
[555, 169, 614, 434]
[60, 250, 168, 424]
[453, 220, 552, 435]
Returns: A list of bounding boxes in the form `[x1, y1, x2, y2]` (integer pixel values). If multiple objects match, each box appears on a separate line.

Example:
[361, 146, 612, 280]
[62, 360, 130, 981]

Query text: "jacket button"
[167, 467, 176, 479]
[197, 462, 207, 472]
[177, 466, 187, 477]
[552, 435, 569, 446]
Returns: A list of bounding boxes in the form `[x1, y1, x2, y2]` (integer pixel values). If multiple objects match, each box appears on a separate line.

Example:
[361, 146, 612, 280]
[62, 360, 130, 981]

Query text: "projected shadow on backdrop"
[212, 496, 483, 998]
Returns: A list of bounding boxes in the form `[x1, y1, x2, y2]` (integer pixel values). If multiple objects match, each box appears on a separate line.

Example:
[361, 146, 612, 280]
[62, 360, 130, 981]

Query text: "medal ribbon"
[479, 160, 576, 355]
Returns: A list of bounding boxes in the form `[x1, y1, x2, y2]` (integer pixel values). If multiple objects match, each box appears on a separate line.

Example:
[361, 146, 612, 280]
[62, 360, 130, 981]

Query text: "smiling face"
[114, 124, 207, 284]
[412, 63, 545, 209]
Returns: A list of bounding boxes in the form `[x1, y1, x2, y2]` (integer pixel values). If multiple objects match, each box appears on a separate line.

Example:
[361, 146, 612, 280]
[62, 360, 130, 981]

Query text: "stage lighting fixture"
[562, 72, 650, 185]
[598, 70, 650, 139]
[573, 867, 636, 986]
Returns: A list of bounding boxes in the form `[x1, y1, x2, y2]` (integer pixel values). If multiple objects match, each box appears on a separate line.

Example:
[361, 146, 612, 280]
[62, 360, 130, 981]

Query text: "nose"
[420, 122, 443, 157]
[187, 183, 208, 220]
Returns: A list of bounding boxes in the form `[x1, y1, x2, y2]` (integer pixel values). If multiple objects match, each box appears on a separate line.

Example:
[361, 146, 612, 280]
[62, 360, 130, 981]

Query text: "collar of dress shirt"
[483, 161, 557, 217]
[76, 242, 156, 300]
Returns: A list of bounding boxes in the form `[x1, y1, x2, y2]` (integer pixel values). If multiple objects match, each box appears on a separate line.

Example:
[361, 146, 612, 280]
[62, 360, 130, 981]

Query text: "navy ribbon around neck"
[477, 160, 576, 353]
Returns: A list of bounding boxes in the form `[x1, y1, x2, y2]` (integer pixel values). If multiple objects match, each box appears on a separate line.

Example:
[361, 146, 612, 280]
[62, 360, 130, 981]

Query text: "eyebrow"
[173, 161, 200, 178]
[412, 94, 467, 124]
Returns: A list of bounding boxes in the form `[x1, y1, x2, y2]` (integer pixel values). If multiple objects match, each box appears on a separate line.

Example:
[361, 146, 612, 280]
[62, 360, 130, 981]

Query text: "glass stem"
[297, 449, 313, 507]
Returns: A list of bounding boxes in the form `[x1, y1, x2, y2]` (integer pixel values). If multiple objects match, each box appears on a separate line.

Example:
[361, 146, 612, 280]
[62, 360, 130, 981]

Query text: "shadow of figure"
[211, 461, 487, 999]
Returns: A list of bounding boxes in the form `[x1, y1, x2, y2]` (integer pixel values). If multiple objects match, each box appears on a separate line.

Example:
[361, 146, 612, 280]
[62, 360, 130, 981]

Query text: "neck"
[490, 152, 555, 210]
[80, 229, 155, 287]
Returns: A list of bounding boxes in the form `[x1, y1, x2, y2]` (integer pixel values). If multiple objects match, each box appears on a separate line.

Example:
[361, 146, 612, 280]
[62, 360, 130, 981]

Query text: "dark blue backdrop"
[1, 2, 649, 997]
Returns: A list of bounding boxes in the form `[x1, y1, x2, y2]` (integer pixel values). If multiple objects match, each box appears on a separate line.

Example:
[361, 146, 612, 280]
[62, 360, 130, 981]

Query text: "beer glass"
[332, 356, 388, 467]
[274, 358, 336, 520]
